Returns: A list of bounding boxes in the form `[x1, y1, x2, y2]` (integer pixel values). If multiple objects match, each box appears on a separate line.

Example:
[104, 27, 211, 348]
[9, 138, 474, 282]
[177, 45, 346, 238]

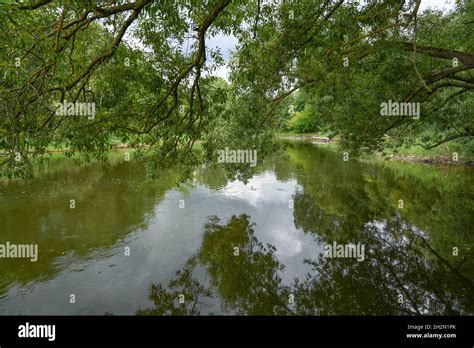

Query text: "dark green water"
[0, 142, 473, 315]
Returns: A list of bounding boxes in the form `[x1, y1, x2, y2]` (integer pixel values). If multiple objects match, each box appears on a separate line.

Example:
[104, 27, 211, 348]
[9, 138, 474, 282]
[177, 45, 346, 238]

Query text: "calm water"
[0, 142, 473, 315]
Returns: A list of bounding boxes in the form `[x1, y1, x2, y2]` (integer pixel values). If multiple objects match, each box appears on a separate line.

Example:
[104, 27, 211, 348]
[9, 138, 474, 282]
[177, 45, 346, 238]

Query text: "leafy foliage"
[1, 0, 473, 178]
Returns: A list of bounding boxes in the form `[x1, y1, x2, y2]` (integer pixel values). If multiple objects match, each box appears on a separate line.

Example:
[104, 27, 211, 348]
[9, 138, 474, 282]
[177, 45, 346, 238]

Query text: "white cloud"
[220, 172, 301, 208]
[212, 64, 230, 81]
[205, 33, 237, 81]
[420, 0, 455, 12]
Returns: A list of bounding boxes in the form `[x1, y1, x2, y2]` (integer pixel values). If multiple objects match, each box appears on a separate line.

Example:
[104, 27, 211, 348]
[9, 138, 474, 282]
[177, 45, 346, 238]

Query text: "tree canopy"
[1, 0, 473, 177]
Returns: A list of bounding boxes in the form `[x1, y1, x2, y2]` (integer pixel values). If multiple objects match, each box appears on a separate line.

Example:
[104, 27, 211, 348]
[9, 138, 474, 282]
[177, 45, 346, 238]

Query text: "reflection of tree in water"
[294, 216, 474, 315]
[0, 160, 182, 297]
[137, 214, 474, 315]
[137, 215, 292, 315]
[136, 255, 212, 315]
[198, 215, 292, 315]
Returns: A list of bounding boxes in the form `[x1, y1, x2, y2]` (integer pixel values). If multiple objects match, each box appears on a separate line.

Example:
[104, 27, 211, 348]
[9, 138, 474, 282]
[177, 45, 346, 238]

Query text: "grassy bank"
[277, 132, 473, 166]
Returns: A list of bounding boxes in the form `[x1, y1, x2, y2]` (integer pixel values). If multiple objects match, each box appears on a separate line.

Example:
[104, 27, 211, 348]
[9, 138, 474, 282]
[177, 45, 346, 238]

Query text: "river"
[0, 141, 473, 315]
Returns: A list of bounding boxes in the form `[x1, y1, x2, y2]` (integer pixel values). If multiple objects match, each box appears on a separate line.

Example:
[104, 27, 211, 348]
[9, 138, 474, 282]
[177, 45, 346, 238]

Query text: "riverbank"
[277, 132, 473, 166]
[2, 136, 472, 167]
[277, 133, 336, 144]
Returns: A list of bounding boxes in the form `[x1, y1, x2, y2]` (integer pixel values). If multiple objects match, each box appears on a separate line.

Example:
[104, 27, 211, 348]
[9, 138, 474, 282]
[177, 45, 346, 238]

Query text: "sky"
[207, 0, 457, 81]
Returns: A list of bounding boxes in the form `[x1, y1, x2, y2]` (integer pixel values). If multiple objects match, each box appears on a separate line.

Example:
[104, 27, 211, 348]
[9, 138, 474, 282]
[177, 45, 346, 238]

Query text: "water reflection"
[0, 158, 181, 307]
[0, 142, 472, 315]
[137, 215, 293, 315]
[138, 213, 474, 315]
[138, 142, 474, 315]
